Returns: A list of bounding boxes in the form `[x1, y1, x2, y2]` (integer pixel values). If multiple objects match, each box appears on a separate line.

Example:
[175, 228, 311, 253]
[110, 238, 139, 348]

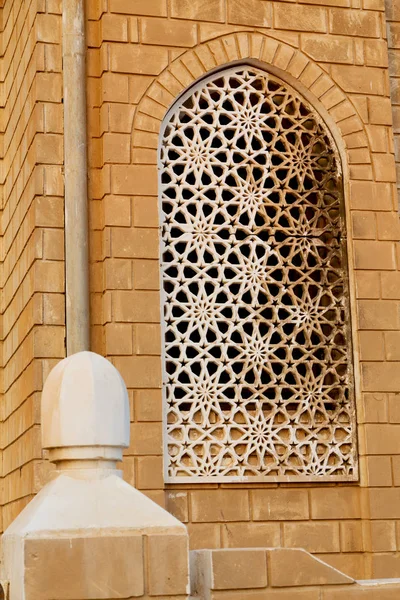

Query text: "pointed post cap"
[42, 351, 130, 464]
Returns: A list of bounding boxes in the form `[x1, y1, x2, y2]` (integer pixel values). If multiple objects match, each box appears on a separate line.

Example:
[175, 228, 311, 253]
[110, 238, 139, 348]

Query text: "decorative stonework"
[160, 67, 357, 483]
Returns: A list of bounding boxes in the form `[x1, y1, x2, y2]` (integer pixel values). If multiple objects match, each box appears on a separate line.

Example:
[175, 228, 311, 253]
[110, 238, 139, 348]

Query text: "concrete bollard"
[1, 352, 189, 600]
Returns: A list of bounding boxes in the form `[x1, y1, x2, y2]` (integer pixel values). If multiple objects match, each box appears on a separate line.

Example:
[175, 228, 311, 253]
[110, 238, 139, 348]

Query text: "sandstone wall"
[0, 0, 65, 531]
[2, 0, 400, 584]
[87, 0, 400, 581]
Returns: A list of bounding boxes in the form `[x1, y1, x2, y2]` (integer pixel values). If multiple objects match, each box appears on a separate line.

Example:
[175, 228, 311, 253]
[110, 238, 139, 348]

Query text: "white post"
[1, 352, 189, 600]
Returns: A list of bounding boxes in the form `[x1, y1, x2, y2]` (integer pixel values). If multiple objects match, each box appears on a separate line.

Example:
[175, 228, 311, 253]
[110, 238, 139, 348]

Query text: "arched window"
[159, 66, 357, 483]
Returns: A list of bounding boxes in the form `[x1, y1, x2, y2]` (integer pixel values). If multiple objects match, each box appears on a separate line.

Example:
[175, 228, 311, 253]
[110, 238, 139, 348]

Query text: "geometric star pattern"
[160, 67, 357, 482]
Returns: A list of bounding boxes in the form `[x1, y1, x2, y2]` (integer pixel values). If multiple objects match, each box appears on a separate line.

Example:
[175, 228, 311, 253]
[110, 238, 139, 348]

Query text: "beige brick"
[389, 393, 400, 423]
[133, 196, 159, 227]
[133, 259, 160, 289]
[330, 8, 380, 37]
[371, 520, 396, 552]
[104, 196, 131, 226]
[33, 326, 65, 358]
[340, 521, 364, 552]
[112, 165, 158, 195]
[191, 490, 250, 522]
[43, 294, 65, 325]
[133, 323, 161, 355]
[122, 456, 135, 487]
[354, 240, 395, 270]
[187, 523, 221, 549]
[252, 489, 309, 521]
[351, 211, 376, 239]
[105, 258, 132, 289]
[109, 0, 167, 15]
[105, 323, 133, 355]
[376, 212, 400, 240]
[136, 456, 163, 489]
[102, 14, 128, 41]
[372, 553, 400, 580]
[389, 23, 400, 49]
[114, 356, 162, 388]
[284, 521, 340, 553]
[274, 4, 326, 32]
[147, 534, 188, 596]
[365, 39, 389, 68]
[171, 0, 225, 22]
[358, 299, 399, 329]
[350, 181, 393, 211]
[211, 549, 267, 590]
[355, 271, 380, 299]
[43, 229, 64, 261]
[36, 13, 61, 43]
[45, 43, 62, 72]
[110, 44, 168, 74]
[269, 547, 353, 588]
[103, 133, 130, 163]
[128, 75, 154, 104]
[366, 125, 389, 153]
[359, 331, 385, 361]
[141, 17, 197, 47]
[228, 0, 271, 26]
[318, 553, 365, 581]
[134, 389, 162, 421]
[25, 537, 144, 599]
[102, 72, 129, 102]
[310, 488, 360, 520]
[372, 154, 397, 183]
[385, 331, 400, 360]
[129, 422, 163, 454]
[221, 522, 280, 548]
[44, 166, 64, 196]
[35, 134, 63, 164]
[381, 272, 400, 299]
[44, 104, 63, 134]
[393, 455, 400, 485]
[112, 228, 159, 259]
[166, 491, 189, 522]
[363, 363, 400, 392]
[302, 33, 352, 63]
[34, 261, 65, 292]
[364, 0, 385, 8]
[109, 104, 135, 133]
[363, 393, 388, 423]
[36, 73, 63, 102]
[113, 290, 160, 322]
[331, 65, 384, 95]
[364, 423, 400, 454]
[365, 455, 392, 487]
[368, 97, 393, 126]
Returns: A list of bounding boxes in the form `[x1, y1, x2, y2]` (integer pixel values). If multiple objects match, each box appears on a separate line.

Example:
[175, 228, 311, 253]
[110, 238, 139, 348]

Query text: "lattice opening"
[159, 66, 357, 483]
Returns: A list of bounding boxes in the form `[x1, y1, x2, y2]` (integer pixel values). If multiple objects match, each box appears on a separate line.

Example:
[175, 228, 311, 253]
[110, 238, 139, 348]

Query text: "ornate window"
[159, 66, 357, 483]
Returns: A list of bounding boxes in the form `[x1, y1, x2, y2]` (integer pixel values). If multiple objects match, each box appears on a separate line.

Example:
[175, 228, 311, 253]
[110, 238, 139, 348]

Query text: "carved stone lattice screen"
[159, 66, 357, 483]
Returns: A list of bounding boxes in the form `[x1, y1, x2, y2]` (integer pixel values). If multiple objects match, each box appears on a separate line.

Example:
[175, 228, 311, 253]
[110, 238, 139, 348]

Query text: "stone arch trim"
[132, 31, 371, 171]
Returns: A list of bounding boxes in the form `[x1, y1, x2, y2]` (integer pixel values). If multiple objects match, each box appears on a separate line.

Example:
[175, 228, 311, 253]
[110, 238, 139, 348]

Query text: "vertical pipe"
[62, 0, 90, 354]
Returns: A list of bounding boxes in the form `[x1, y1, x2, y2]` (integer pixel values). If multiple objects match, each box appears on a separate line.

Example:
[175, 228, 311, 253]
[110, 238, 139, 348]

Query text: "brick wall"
[87, 0, 400, 581]
[0, 0, 65, 531]
[2, 0, 400, 584]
